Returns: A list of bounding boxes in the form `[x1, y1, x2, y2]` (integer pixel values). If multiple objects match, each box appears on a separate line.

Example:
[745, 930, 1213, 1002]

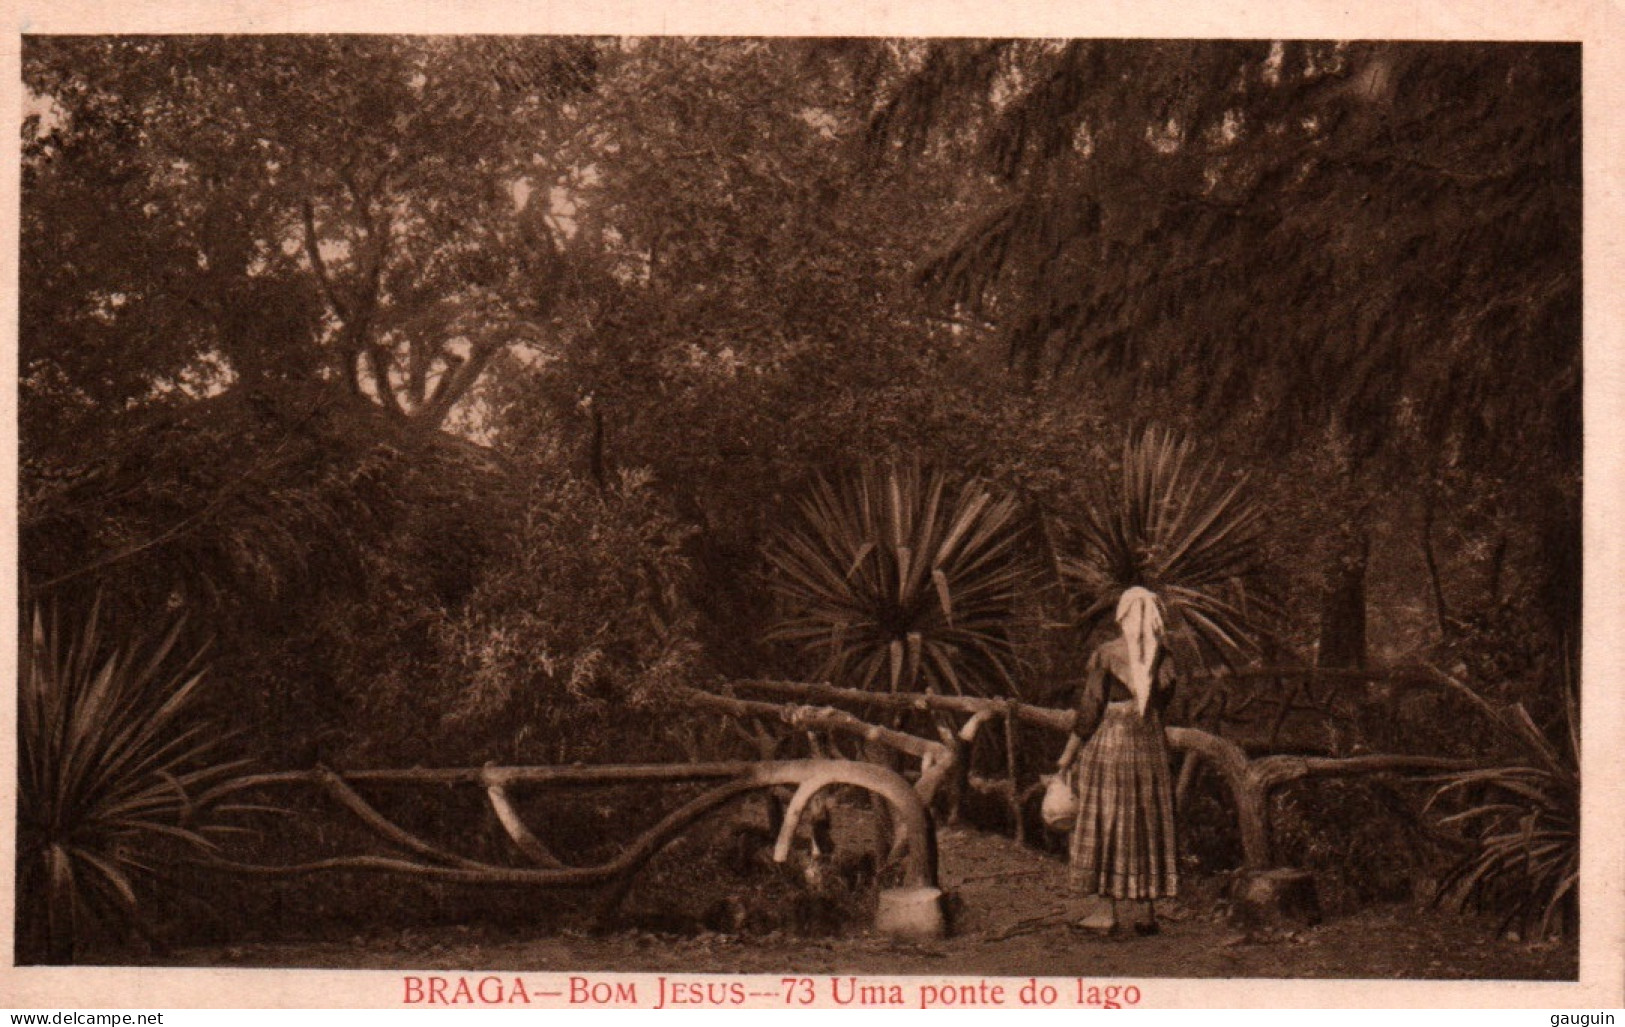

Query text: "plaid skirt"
[1067, 702, 1179, 900]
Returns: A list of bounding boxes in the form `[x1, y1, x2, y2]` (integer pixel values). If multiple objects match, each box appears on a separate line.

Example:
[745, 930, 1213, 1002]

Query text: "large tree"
[20, 37, 600, 760]
[22, 36, 604, 615]
[23, 36, 594, 434]
[872, 41, 1581, 666]
[477, 40, 1129, 678]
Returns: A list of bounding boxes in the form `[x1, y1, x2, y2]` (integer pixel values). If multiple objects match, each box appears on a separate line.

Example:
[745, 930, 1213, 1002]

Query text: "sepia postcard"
[2, 0, 1622, 1012]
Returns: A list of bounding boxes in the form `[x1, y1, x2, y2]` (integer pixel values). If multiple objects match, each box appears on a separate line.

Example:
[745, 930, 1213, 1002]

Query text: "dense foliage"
[873, 40, 1580, 674]
[19, 38, 1582, 945]
[1059, 428, 1273, 666]
[17, 602, 247, 963]
[1425, 664, 1579, 940]
[24, 37, 593, 431]
[765, 463, 1035, 696]
[430, 469, 701, 763]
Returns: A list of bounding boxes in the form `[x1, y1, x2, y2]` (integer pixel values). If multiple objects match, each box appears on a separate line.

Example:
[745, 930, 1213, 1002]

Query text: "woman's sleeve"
[1148, 653, 1178, 719]
[1073, 648, 1107, 741]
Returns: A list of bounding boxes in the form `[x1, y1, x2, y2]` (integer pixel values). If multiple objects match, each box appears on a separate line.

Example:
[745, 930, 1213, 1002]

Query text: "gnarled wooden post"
[207, 758, 942, 939]
[725, 678, 1476, 873]
[1165, 726, 1269, 868]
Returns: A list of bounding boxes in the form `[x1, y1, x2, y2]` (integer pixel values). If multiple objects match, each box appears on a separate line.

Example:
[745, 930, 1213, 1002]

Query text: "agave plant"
[1059, 427, 1273, 666]
[1424, 661, 1579, 940]
[765, 462, 1036, 696]
[17, 600, 250, 963]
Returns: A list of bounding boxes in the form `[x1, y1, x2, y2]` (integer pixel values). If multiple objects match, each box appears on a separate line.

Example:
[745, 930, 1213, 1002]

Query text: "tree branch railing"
[718, 678, 1478, 871]
[680, 689, 956, 804]
[205, 758, 939, 928]
[1175, 665, 1445, 748]
[201, 666, 1477, 933]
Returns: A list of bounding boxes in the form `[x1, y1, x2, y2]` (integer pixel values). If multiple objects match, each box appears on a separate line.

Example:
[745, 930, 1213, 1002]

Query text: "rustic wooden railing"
[708, 678, 1477, 871]
[199, 665, 1479, 937]
[205, 758, 938, 928]
[1175, 664, 1445, 748]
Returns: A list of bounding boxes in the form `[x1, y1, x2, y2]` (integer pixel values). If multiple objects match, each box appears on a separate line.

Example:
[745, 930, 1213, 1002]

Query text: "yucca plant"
[1424, 660, 1579, 940]
[765, 462, 1036, 696]
[1058, 427, 1273, 667]
[17, 599, 251, 963]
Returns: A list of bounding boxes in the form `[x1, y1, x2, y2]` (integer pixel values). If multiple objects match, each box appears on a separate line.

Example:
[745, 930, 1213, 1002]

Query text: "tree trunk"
[1316, 530, 1370, 669]
[1420, 498, 1450, 640]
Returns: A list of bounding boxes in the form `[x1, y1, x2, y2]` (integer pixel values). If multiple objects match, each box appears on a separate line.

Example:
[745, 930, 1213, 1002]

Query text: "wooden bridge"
[203, 667, 1481, 939]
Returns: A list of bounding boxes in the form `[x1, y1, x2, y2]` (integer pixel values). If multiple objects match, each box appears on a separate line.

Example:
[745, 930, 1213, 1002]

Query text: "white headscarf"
[1115, 587, 1164, 716]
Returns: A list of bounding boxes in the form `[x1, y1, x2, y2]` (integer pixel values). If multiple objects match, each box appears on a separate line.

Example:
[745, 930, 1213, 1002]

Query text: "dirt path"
[157, 825, 1575, 980]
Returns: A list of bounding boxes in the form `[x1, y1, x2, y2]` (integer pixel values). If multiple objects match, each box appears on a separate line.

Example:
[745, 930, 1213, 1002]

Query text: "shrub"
[765, 461, 1036, 696]
[430, 468, 703, 764]
[1268, 779, 1428, 915]
[1424, 662, 1578, 939]
[17, 601, 249, 963]
[21, 382, 519, 767]
[1060, 427, 1273, 667]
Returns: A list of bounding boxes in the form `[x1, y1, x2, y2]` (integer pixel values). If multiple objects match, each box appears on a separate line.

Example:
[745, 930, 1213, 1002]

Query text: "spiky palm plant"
[765, 462, 1035, 696]
[1424, 663, 1579, 940]
[17, 600, 250, 963]
[1059, 427, 1272, 666]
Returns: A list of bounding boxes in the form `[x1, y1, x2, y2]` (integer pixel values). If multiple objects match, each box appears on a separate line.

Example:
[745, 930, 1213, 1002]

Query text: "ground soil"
[146, 824, 1576, 980]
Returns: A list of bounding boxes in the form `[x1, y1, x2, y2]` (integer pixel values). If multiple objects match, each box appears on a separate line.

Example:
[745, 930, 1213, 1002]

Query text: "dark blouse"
[1071, 636, 1178, 740]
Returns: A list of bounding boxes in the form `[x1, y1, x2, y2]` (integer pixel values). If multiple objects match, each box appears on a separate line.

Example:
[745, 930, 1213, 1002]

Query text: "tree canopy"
[875, 41, 1579, 474]
[19, 37, 1582, 763]
[24, 36, 595, 434]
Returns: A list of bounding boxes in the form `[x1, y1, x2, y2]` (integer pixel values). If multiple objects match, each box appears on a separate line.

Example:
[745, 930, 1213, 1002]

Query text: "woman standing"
[1056, 587, 1180, 935]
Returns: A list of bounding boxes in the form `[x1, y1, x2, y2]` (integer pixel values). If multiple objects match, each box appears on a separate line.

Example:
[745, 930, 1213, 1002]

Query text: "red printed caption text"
[401, 974, 1144, 1009]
